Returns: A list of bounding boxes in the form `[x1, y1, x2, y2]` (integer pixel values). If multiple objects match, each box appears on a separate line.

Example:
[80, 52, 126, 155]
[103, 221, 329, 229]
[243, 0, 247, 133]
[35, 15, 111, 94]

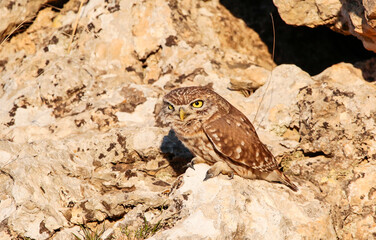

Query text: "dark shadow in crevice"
[220, 0, 375, 76]
[47, 0, 71, 10]
[302, 151, 332, 158]
[354, 57, 376, 82]
[160, 129, 193, 175]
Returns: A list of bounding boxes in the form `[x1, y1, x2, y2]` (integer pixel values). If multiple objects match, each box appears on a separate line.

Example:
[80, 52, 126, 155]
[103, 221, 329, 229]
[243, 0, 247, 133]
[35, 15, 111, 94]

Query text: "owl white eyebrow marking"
[190, 98, 204, 103]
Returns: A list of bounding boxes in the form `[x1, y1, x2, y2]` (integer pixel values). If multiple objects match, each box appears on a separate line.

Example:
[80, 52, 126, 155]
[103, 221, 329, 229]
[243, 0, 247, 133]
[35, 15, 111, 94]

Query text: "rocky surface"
[150, 164, 336, 240]
[0, 0, 375, 239]
[273, 0, 376, 53]
[0, 0, 49, 42]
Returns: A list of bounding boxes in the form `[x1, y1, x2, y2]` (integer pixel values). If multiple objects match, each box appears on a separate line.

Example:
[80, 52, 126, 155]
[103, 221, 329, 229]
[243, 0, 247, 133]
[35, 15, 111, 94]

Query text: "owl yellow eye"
[191, 100, 204, 108]
[167, 104, 174, 110]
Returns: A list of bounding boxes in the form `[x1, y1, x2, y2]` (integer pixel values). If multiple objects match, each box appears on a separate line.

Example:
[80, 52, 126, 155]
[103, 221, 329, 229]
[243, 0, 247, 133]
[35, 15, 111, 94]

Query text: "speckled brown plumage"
[159, 86, 298, 191]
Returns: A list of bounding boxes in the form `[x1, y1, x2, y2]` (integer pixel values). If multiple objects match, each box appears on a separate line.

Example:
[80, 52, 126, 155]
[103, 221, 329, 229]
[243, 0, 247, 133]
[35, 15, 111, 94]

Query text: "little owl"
[160, 86, 298, 191]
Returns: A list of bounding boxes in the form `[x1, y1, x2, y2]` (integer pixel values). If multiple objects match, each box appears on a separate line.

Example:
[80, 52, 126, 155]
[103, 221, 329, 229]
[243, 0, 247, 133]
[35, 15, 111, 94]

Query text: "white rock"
[152, 164, 336, 240]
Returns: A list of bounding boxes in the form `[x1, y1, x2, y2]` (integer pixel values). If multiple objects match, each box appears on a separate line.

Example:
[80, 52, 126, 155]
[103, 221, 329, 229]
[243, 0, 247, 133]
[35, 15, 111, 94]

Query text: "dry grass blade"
[72, 224, 106, 240]
[253, 13, 276, 130]
[67, 0, 85, 53]
[119, 217, 163, 240]
[0, 16, 35, 47]
[43, 3, 63, 12]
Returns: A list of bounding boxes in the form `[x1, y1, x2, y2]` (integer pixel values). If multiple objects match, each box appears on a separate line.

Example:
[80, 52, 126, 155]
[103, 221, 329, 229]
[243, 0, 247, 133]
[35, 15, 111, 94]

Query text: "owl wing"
[203, 108, 278, 172]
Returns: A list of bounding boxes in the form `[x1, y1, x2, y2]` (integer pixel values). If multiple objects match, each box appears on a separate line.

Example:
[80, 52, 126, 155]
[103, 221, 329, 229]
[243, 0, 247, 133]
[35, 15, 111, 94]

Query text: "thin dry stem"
[253, 13, 276, 129]
[67, 0, 85, 53]
[0, 16, 35, 47]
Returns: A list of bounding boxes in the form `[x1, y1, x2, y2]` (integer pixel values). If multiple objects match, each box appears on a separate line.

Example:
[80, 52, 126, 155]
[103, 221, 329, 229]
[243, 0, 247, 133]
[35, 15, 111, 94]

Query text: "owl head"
[160, 86, 230, 127]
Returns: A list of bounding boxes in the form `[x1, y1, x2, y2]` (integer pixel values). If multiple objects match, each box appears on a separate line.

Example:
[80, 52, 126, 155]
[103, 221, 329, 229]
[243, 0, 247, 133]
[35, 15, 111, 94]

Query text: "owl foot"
[203, 161, 234, 181]
[185, 156, 206, 171]
[203, 172, 214, 181]
[186, 161, 195, 170]
[261, 169, 299, 192]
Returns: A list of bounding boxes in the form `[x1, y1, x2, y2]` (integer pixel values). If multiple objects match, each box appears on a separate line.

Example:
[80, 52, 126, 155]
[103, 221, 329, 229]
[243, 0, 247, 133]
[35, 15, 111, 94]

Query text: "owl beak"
[179, 108, 185, 121]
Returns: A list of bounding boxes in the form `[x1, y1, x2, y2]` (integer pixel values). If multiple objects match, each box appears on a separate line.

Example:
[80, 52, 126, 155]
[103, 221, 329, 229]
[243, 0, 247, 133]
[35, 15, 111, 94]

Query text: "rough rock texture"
[289, 63, 376, 239]
[1, 0, 376, 239]
[0, 0, 273, 239]
[150, 164, 336, 240]
[0, 0, 49, 41]
[273, 0, 376, 52]
[296, 63, 376, 162]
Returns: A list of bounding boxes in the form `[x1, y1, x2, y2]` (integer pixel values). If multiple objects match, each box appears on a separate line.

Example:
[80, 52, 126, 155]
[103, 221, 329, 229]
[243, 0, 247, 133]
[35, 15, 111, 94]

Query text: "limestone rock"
[273, 0, 376, 52]
[245, 64, 314, 135]
[273, 0, 341, 27]
[0, 0, 275, 238]
[290, 156, 376, 239]
[150, 164, 336, 240]
[285, 63, 376, 239]
[0, 0, 49, 41]
[1, 0, 376, 239]
[294, 63, 376, 162]
[0, 127, 177, 239]
[228, 65, 271, 97]
[343, 162, 376, 239]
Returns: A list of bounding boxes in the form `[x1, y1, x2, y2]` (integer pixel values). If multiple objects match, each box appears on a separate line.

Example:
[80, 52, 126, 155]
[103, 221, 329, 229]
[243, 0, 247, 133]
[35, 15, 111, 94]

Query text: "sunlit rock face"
[1, 0, 375, 239]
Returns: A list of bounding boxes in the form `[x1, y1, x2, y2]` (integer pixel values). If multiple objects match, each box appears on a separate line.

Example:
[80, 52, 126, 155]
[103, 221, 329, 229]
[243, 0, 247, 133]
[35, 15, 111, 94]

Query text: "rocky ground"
[0, 0, 375, 239]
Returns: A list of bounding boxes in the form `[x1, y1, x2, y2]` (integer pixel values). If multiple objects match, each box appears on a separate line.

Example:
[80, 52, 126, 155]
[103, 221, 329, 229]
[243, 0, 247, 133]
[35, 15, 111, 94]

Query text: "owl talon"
[228, 172, 234, 180]
[185, 157, 206, 171]
[185, 162, 195, 170]
[203, 172, 213, 181]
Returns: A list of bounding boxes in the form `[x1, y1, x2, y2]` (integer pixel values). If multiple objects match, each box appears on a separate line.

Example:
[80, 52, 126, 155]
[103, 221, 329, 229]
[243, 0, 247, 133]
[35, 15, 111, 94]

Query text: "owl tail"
[263, 170, 299, 192]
